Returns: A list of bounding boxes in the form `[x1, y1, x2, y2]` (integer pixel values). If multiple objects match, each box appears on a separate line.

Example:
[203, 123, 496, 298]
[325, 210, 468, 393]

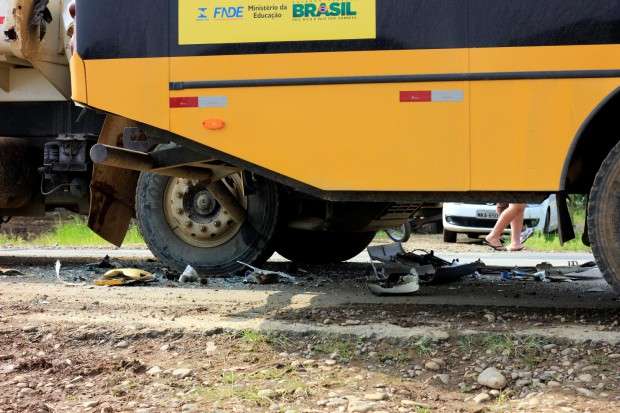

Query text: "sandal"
[507, 245, 525, 252]
[483, 240, 506, 251]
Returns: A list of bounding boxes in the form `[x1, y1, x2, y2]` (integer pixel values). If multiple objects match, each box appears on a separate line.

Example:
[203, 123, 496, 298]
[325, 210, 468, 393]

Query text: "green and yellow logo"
[292, 2, 357, 18]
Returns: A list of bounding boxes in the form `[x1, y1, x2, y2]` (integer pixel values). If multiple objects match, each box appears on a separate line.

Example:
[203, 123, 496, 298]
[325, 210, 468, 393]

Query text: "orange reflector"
[202, 119, 226, 130]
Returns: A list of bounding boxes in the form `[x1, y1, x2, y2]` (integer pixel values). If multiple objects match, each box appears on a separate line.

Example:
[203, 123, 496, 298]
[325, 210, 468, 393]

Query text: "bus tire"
[275, 230, 375, 264]
[136, 172, 279, 275]
[588, 141, 620, 294]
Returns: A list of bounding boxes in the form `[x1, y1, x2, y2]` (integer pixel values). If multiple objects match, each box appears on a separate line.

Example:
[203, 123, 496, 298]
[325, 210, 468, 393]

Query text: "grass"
[0, 217, 144, 247]
[313, 336, 357, 360]
[521, 231, 590, 252]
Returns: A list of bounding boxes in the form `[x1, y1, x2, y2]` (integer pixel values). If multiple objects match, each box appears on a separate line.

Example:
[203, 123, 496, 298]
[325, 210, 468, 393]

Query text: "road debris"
[54, 260, 85, 287]
[479, 261, 598, 283]
[238, 261, 297, 285]
[0, 268, 25, 276]
[179, 265, 200, 284]
[367, 243, 480, 295]
[94, 268, 155, 287]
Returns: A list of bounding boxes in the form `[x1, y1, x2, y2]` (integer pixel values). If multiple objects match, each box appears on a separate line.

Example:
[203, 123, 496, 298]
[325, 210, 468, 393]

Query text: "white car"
[442, 196, 558, 243]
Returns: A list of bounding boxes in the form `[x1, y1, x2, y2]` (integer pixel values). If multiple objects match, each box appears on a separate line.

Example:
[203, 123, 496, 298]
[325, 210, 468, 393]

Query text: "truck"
[0, 0, 102, 224]
[5, 1, 620, 294]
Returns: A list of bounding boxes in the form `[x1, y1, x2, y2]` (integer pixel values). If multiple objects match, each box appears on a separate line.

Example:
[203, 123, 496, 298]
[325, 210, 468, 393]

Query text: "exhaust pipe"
[90, 144, 246, 222]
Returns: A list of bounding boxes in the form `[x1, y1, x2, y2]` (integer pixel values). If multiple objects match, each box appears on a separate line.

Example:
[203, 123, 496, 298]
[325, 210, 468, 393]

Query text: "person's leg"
[485, 204, 522, 247]
[508, 203, 526, 250]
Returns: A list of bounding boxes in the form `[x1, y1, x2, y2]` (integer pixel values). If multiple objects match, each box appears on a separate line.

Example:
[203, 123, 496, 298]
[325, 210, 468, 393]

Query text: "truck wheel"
[275, 230, 375, 264]
[589, 141, 620, 293]
[136, 172, 279, 275]
[443, 229, 457, 243]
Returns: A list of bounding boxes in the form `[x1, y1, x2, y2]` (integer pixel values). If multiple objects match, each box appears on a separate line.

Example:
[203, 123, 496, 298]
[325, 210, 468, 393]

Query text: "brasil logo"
[292, 2, 357, 18]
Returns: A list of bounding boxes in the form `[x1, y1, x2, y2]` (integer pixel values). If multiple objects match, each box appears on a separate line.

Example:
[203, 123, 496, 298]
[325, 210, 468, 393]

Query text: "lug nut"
[214, 221, 222, 228]
[176, 208, 184, 215]
[200, 226, 208, 233]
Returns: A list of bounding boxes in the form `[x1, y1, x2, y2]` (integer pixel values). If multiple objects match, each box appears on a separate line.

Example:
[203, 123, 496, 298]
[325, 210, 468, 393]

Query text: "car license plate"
[476, 210, 498, 219]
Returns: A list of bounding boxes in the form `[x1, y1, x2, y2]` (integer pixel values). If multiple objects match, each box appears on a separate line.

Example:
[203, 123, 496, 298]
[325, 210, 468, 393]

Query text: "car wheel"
[443, 229, 457, 243]
[588, 141, 620, 294]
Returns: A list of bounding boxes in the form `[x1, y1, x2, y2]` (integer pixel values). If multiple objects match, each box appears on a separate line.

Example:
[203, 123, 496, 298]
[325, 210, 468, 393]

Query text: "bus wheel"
[589, 141, 620, 294]
[136, 172, 279, 275]
[275, 229, 375, 264]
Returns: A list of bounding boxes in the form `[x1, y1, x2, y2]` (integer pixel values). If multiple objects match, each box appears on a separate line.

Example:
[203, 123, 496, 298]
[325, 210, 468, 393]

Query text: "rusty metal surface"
[87, 115, 139, 247]
[0, 137, 37, 209]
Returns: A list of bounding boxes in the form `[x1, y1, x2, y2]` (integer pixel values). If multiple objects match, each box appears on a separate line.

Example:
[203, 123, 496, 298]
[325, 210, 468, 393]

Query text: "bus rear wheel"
[136, 172, 279, 275]
[275, 229, 375, 264]
[588, 141, 620, 294]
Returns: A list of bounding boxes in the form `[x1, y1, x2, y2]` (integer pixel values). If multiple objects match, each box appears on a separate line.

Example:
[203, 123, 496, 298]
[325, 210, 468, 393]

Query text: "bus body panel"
[71, 0, 620, 193]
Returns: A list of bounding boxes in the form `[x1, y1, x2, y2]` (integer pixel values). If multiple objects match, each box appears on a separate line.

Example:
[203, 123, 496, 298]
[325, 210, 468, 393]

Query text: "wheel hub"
[163, 174, 247, 248]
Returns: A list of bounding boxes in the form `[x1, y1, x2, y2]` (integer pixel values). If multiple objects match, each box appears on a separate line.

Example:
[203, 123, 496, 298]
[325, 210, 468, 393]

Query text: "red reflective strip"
[170, 97, 198, 108]
[400, 91, 432, 102]
[0, 17, 5, 24]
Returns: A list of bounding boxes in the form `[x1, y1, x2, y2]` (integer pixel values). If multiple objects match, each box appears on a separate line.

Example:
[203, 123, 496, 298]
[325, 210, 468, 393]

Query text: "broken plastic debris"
[367, 243, 480, 284]
[94, 268, 155, 287]
[179, 265, 200, 283]
[368, 273, 420, 296]
[0, 268, 24, 276]
[238, 262, 297, 285]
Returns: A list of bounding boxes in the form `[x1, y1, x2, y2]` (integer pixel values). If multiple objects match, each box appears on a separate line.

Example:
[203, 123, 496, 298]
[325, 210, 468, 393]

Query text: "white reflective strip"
[431, 90, 464, 102]
[198, 96, 228, 108]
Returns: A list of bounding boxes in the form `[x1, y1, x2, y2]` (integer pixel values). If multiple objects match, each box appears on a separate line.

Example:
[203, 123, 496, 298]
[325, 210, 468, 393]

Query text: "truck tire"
[443, 229, 457, 243]
[136, 172, 279, 275]
[275, 229, 376, 264]
[588, 141, 620, 293]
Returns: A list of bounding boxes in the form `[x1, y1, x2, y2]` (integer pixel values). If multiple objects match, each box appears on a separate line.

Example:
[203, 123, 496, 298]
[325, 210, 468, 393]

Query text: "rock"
[473, 392, 491, 404]
[146, 366, 162, 376]
[516, 378, 531, 387]
[343, 319, 361, 326]
[576, 387, 595, 398]
[489, 390, 500, 397]
[258, 389, 276, 398]
[100, 405, 113, 413]
[547, 381, 561, 387]
[181, 404, 198, 412]
[324, 398, 348, 407]
[22, 325, 37, 333]
[83, 400, 100, 408]
[323, 319, 332, 325]
[348, 400, 376, 412]
[364, 392, 388, 401]
[324, 359, 337, 366]
[483, 314, 495, 323]
[608, 353, 620, 359]
[115, 340, 129, 349]
[477, 367, 507, 389]
[543, 344, 557, 351]
[436, 374, 450, 385]
[172, 368, 193, 379]
[425, 361, 441, 371]
[578, 374, 592, 383]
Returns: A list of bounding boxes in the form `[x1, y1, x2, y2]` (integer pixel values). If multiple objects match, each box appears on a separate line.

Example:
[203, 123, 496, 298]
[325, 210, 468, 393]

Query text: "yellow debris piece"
[95, 269, 155, 287]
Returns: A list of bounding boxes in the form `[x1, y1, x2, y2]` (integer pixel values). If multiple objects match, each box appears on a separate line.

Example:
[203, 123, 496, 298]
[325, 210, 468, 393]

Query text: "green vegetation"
[524, 231, 590, 252]
[0, 217, 144, 247]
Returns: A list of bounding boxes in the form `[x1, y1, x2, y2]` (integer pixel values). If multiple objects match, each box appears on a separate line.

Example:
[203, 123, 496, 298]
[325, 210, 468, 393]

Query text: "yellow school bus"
[69, 0, 620, 292]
